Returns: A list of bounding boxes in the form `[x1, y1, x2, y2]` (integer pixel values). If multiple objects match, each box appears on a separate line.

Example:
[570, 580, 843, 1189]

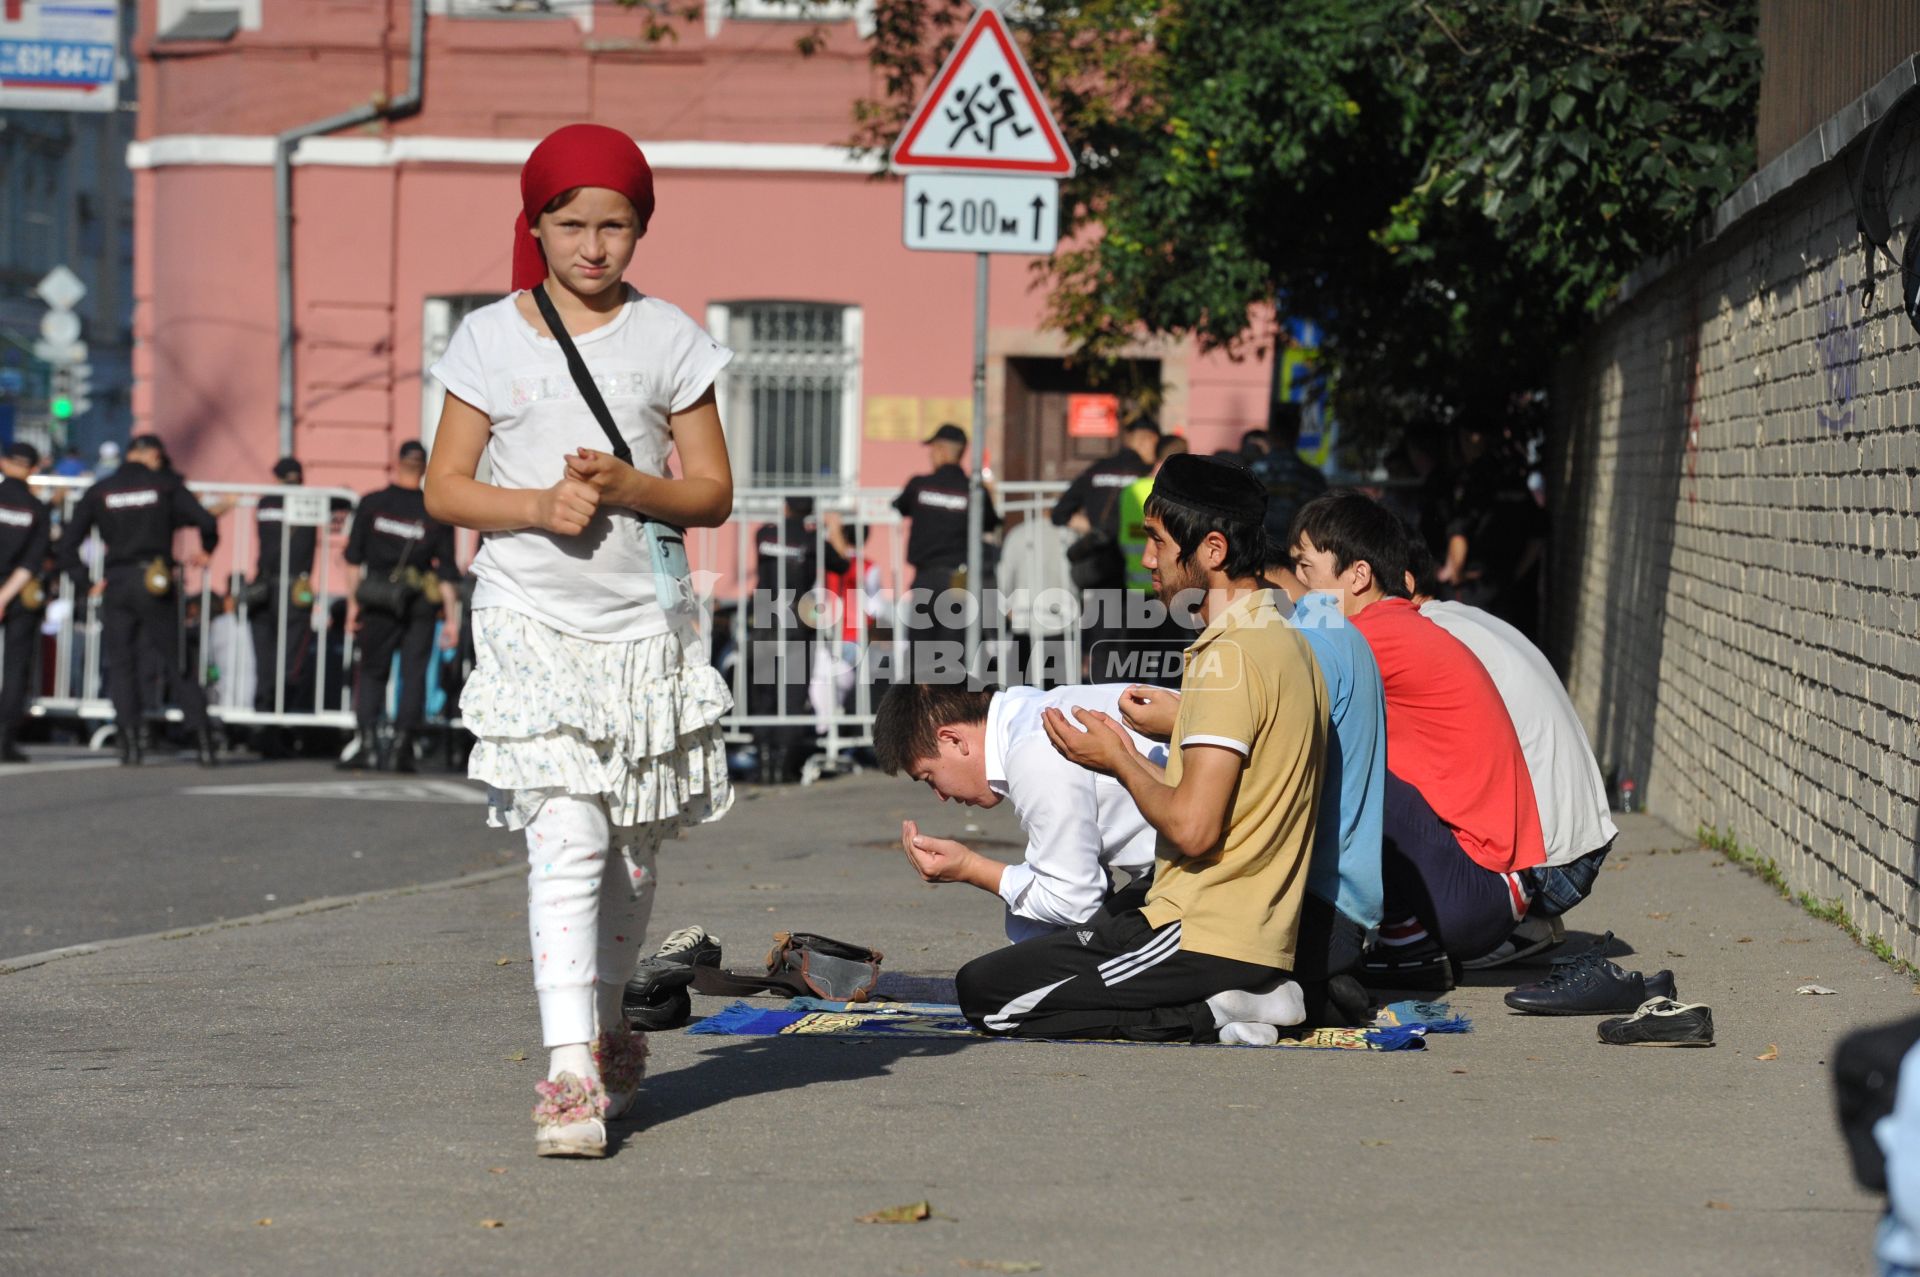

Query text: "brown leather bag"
[689, 932, 883, 1002]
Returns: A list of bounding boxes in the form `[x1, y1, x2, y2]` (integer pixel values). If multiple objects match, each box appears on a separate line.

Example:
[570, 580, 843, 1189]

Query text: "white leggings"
[526, 794, 664, 1047]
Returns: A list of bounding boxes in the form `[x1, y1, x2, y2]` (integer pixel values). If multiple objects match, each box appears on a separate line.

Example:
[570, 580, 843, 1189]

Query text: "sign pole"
[965, 250, 988, 681]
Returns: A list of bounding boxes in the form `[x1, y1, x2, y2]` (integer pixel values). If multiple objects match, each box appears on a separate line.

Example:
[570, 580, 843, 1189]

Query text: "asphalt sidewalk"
[0, 772, 1904, 1277]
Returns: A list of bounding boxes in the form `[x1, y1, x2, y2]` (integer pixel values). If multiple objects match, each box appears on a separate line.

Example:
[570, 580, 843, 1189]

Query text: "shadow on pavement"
[631, 1032, 979, 1138]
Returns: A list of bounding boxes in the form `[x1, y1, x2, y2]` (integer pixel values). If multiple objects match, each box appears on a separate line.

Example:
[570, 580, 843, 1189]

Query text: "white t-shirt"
[1419, 600, 1618, 867]
[430, 289, 732, 640]
[984, 684, 1168, 943]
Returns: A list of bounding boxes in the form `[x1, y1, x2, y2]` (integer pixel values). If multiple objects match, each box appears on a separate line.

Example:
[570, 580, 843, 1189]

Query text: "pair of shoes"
[1462, 913, 1567, 970]
[0, 732, 27, 764]
[593, 1028, 650, 1120]
[623, 926, 722, 1031]
[1598, 996, 1715, 1046]
[1504, 953, 1677, 1015]
[533, 1072, 609, 1158]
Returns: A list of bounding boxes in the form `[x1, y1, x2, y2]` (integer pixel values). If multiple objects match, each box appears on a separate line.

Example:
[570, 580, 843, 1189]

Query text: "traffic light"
[47, 362, 90, 421]
[50, 367, 74, 420]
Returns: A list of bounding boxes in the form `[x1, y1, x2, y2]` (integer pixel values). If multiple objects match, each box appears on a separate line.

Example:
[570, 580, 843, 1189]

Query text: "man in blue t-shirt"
[1264, 567, 1386, 977]
[1117, 564, 1385, 992]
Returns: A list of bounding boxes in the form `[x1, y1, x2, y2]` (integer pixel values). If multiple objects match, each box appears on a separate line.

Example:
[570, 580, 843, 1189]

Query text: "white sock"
[1207, 980, 1307, 1029]
[1218, 1021, 1280, 1046]
[548, 1042, 595, 1084]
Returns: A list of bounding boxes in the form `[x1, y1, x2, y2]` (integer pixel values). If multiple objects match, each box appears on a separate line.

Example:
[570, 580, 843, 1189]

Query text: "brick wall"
[1550, 125, 1920, 962]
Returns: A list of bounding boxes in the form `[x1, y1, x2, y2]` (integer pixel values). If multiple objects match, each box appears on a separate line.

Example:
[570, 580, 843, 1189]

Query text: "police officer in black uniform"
[1051, 416, 1158, 549]
[892, 423, 998, 678]
[0, 442, 51, 763]
[57, 434, 220, 766]
[249, 456, 349, 754]
[343, 440, 458, 773]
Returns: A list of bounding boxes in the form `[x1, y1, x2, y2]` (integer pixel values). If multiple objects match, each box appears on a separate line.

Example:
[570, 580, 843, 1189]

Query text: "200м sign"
[902, 174, 1060, 256]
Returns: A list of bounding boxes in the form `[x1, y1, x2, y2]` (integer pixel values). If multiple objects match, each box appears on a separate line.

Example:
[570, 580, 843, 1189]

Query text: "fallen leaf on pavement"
[256, 1219, 273, 1227]
[1705, 1201, 1733, 1211]
[957, 1263, 1043, 1273]
[858, 1201, 934, 1225]
[1360, 1139, 1390, 1147]
[1451, 1068, 1468, 1075]
[487, 1167, 507, 1175]
[495, 957, 515, 966]
[1737, 937, 1752, 943]
[1531, 1135, 1560, 1142]
[1757, 1044, 1779, 1061]
[480, 1219, 505, 1229]
[1648, 912, 1671, 920]
[1797, 984, 1837, 996]
[505, 1051, 527, 1062]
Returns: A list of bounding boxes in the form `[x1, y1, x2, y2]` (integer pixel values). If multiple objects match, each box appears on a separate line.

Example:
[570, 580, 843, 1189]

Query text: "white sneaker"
[1217, 1021, 1281, 1047]
[1462, 913, 1566, 970]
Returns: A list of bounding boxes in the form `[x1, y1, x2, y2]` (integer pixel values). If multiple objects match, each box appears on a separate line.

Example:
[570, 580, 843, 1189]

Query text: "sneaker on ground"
[1597, 996, 1715, 1046]
[1504, 958, 1677, 1015]
[1462, 914, 1568, 970]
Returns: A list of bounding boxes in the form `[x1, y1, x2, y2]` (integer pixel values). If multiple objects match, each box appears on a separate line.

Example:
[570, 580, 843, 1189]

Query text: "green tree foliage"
[856, 0, 1761, 446]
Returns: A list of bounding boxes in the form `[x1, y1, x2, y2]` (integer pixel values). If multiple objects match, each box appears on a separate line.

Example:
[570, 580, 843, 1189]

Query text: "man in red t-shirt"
[1289, 491, 1545, 971]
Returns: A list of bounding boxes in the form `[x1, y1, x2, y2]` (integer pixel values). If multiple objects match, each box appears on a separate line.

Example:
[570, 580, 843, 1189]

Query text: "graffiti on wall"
[1816, 262, 1861, 432]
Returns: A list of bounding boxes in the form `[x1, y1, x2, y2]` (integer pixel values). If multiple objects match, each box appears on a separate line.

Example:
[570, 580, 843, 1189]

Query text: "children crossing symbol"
[889, 7, 1075, 176]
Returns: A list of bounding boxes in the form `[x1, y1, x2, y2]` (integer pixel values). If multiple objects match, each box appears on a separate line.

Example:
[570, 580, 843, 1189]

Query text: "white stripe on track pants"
[954, 890, 1287, 1043]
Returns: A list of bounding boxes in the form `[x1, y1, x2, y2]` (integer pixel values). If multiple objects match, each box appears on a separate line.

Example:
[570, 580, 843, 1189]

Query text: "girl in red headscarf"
[424, 124, 736, 1158]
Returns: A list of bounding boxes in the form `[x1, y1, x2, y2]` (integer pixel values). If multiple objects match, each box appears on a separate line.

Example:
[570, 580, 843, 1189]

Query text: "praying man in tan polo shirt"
[953, 454, 1330, 1045]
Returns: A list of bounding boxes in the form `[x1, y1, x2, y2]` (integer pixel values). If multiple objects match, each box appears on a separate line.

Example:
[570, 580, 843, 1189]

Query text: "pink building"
[131, 0, 1272, 498]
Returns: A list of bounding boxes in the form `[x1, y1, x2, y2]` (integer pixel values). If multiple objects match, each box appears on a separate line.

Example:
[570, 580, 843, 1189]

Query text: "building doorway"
[1001, 357, 1161, 484]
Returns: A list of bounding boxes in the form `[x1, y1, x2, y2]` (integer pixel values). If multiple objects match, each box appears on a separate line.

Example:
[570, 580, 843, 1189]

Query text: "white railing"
[10, 474, 1079, 772]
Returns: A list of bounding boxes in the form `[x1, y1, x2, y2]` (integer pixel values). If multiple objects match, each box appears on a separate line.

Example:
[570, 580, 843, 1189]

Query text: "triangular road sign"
[890, 8, 1076, 177]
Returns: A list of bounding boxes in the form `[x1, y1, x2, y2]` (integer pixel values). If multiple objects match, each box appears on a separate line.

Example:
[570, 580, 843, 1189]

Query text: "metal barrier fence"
[695, 479, 1078, 777]
[10, 473, 1078, 770]
[14, 476, 367, 743]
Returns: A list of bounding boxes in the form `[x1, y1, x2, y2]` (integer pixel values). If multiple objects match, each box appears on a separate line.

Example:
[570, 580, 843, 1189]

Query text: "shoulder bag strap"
[530, 283, 633, 465]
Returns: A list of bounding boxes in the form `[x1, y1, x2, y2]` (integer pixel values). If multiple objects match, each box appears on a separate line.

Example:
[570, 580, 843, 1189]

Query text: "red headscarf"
[511, 124, 656, 291]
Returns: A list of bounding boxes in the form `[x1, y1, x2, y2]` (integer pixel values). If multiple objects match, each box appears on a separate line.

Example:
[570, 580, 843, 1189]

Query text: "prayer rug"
[686, 997, 1469, 1051]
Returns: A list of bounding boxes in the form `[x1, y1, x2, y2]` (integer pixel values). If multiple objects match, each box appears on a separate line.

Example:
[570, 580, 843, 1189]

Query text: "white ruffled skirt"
[462, 607, 734, 831]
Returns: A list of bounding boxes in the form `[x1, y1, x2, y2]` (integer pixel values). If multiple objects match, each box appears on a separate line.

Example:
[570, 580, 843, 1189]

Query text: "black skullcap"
[1151, 453, 1268, 523]
[397, 440, 427, 463]
[272, 456, 304, 480]
[1123, 417, 1162, 437]
[924, 423, 967, 447]
[127, 434, 167, 458]
[4, 441, 40, 467]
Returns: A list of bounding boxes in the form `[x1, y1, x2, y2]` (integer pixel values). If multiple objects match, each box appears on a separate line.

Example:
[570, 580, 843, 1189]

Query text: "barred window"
[710, 301, 862, 491]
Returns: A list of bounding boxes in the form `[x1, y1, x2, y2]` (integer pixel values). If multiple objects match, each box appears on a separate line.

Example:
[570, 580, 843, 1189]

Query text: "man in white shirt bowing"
[873, 682, 1168, 943]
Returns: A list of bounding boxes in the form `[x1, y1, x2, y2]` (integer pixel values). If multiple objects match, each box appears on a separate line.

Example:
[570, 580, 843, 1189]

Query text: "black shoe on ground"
[0, 732, 26, 764]
[118, 730, 143, 767]
[1597, 996, 1715, 1046]
[1359, 954, 1456, 994]
[195, 726, 218, 768]
[1324, 973, 1375, 1027]
[390, 731, 417, 774]
[652, 924, 723, 971]
[1505, 958, 1677, 1015]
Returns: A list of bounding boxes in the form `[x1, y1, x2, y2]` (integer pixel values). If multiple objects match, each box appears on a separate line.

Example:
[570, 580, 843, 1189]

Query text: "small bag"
[17, 576, 44, 611]
[142, 557, 173, 598]
[689, 931, 884, 1002]
[290, 573, 315, 609]
[355, 535, 423, 617]
[531, 283, 697, 620]
[1066, 529, 1123, 591]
